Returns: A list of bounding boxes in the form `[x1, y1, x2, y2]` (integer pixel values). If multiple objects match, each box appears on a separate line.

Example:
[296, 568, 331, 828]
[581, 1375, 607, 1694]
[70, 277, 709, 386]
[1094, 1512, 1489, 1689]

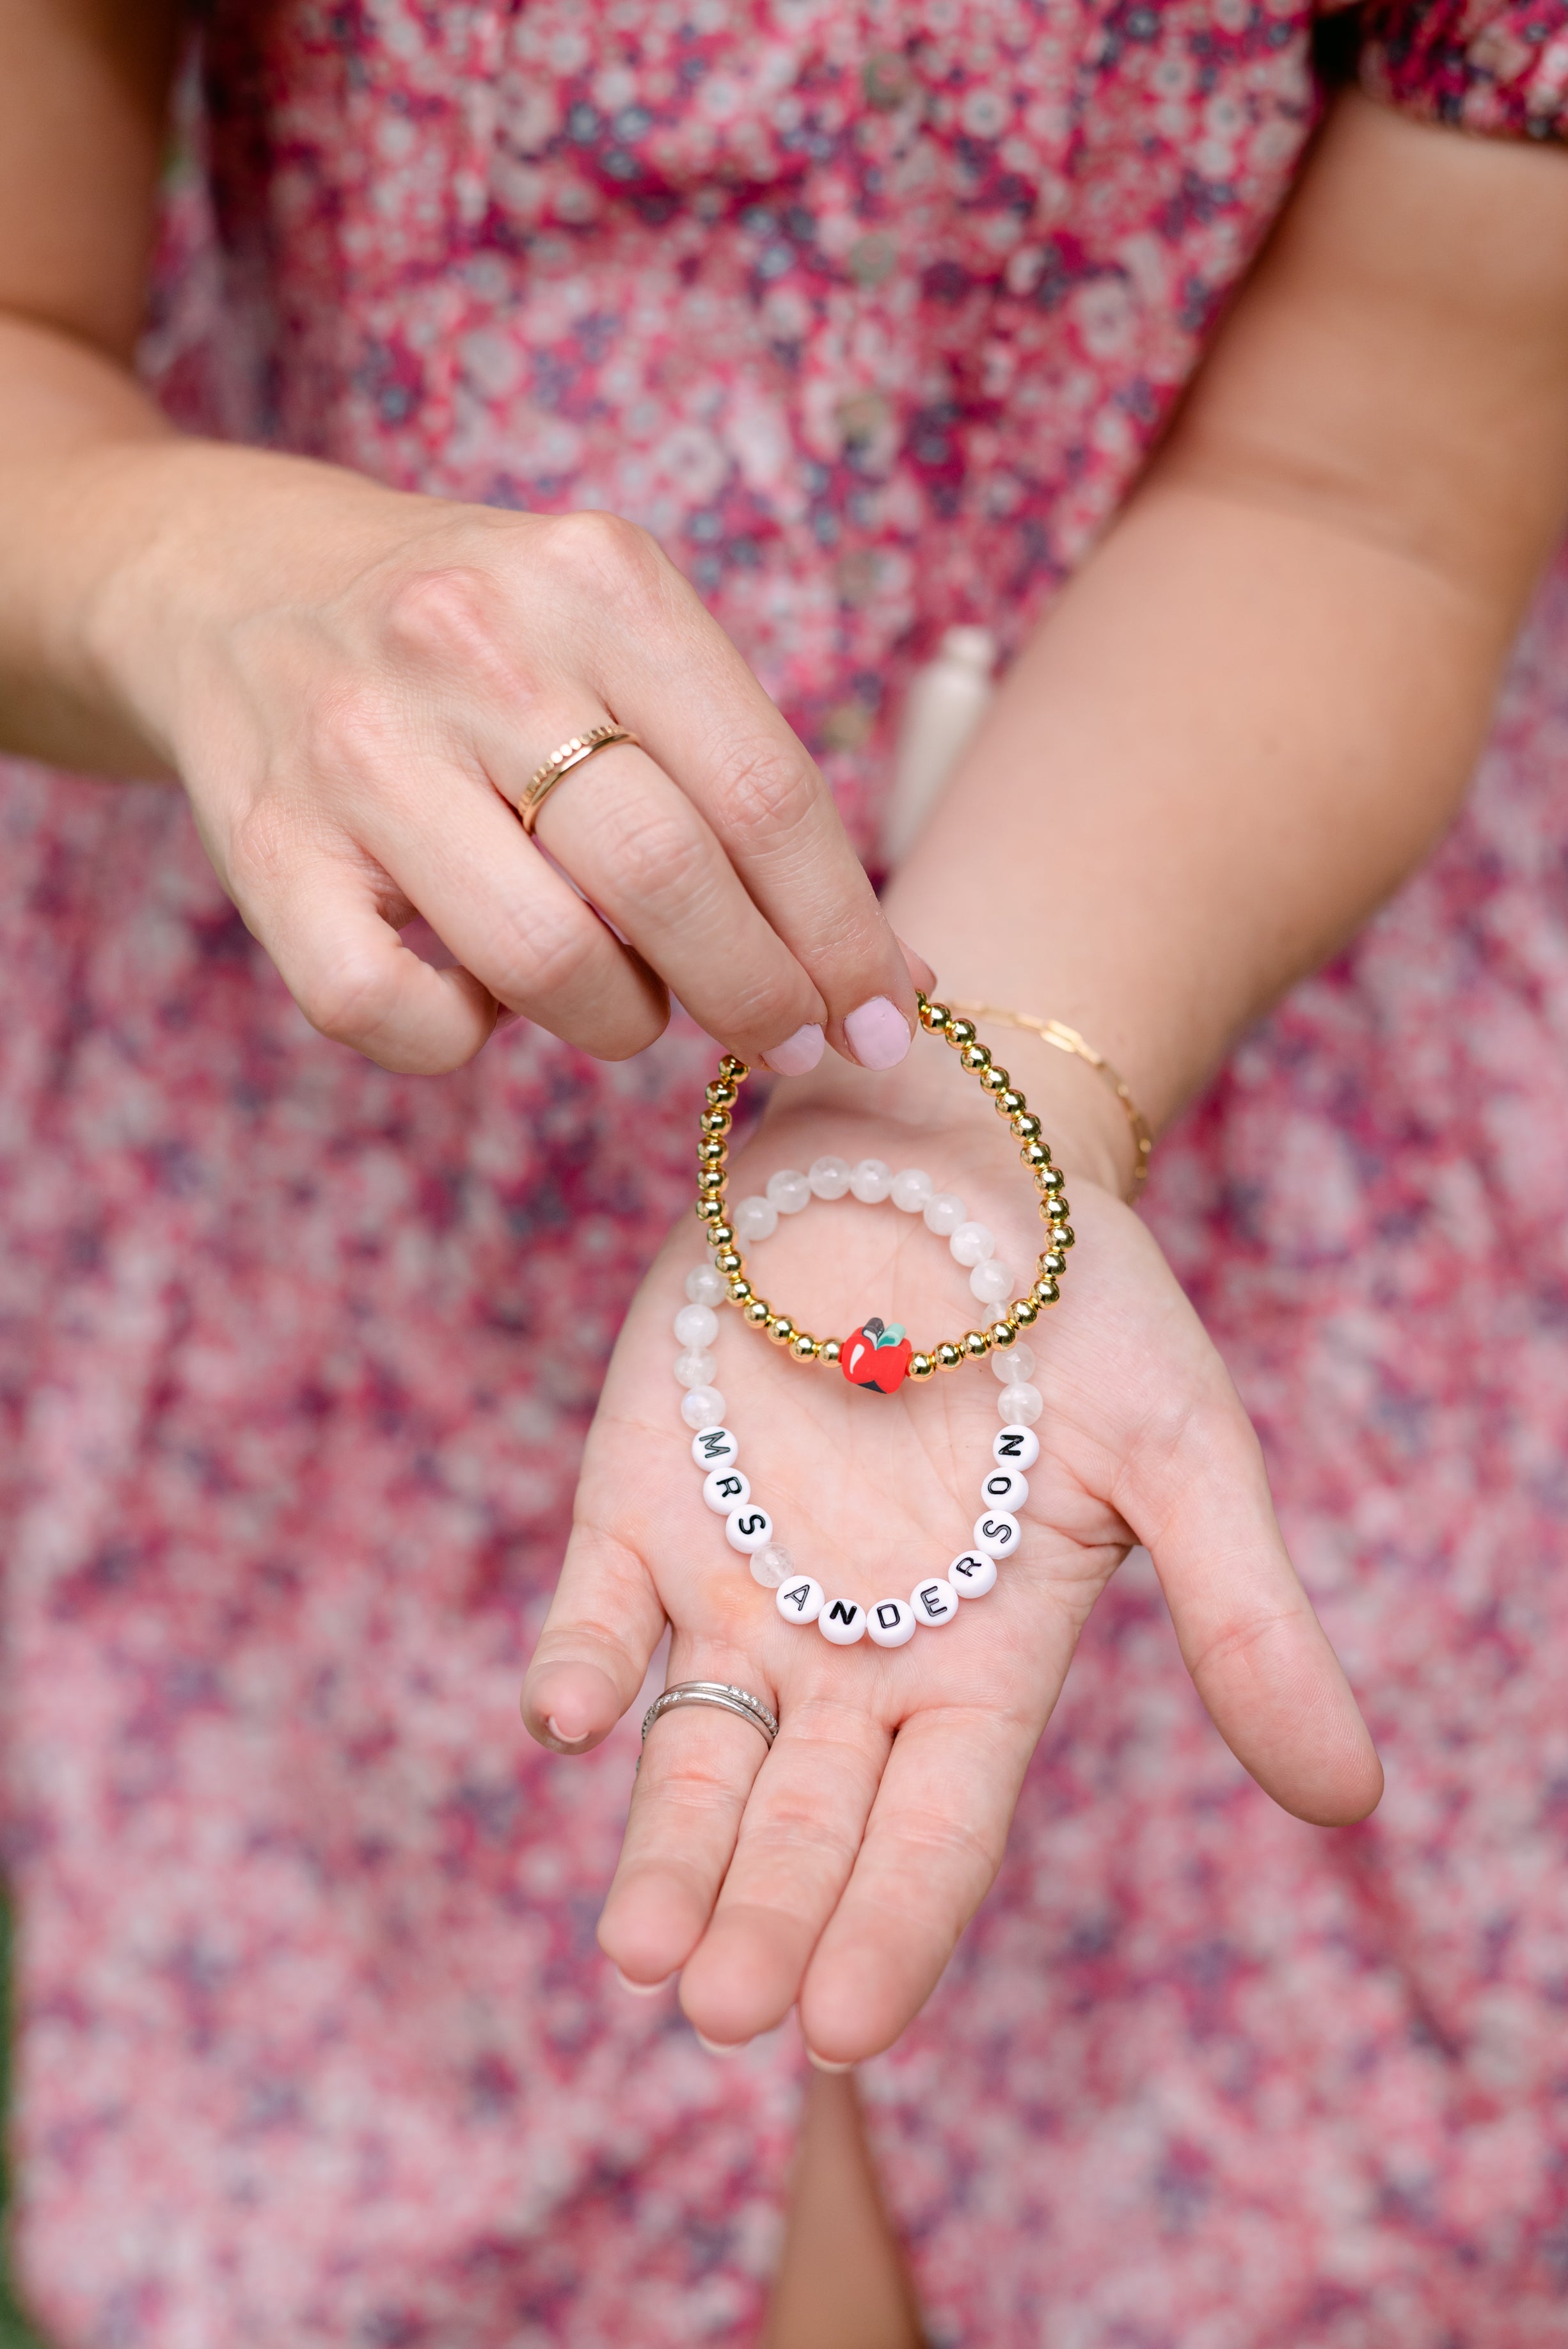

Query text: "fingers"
[519, 1522, 669, 1755]
[795, 1702, 1038, 2063]
[1130, 1374, 1384, 1826]
[674, 1691, 891, 2047]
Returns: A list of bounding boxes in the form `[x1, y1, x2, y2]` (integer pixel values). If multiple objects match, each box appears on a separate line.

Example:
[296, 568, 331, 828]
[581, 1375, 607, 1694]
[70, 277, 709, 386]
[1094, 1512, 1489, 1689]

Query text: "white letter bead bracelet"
[673, 995, 1066, 1656]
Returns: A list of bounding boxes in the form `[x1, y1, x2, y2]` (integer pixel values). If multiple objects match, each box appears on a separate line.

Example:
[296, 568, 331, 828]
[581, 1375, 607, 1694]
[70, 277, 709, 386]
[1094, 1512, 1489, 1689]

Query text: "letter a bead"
[948, 1550, 998, 1597]
[981, 1467, 1029, 1512]
[974, 1511, 1020, 1558]
[993, 1422, 1040, 1471]
[867, 1598, 916, 1648]
[691, 1425, 740, 1471]
[819, 1597, 867, 1645]
[776, 1576, 825, 1624]
[726, 1504, 774, 1555]
[703, 1468, 750, 1515]
[911, 1577, 959, 1625]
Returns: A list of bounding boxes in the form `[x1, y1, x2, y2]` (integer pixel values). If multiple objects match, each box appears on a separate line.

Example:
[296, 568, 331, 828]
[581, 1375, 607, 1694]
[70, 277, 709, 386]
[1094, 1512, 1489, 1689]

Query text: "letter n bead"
[820, 1597, 867, 1646]
[867, 1598, 916, 1648]
[993, 1422, 1040, 1471]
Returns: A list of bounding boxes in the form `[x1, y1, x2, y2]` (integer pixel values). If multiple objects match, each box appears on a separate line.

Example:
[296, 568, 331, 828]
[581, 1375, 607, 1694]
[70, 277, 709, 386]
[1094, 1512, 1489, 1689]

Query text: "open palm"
[521, 1099, 1382, 2062]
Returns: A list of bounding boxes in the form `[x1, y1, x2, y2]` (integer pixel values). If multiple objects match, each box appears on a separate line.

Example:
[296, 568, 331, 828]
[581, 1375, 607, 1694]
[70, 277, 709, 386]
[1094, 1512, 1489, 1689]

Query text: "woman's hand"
[521, 1078, 1382, 2062]
[44, 445, 926, 1075]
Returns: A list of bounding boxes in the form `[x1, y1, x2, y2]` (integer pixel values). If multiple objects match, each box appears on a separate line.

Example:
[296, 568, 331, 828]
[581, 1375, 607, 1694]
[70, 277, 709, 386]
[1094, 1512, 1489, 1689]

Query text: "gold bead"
[707, 1079, 738, 1108]
[697, 1168, 725, 1196]
[708, 1222, 735, 1249]
[922, 999, 951, 1033]
[946, 1019, 976, 1050]
[715, 1249, 743, 1277]
[697, 1137, 726, 1167]
[1021, 1139, 1050, 1171]
[789, 1331, 819, 1362]
[1013, 1296, 1040, 1326]
[997, 1089, 1027, 1119]
[963, 1328, 992, 1360]
[990, 1319, 1018, 1350]
[699, 1108, 731, 1138]
[979, 1063, 1010, 1094]
[959, 1041, 991, 1073]
[1011, 1111, 1042, 1143]
[908, 1352, 936, 1380]
[718, 1053, 748, 1082]
[696, 1197, 723, 1223]
[820, 1337, 843, 1366]
[743, 1296, 772, 1326]
[1052, 1223, 1075, 1249]
[1033, 1277, 1061, 1307]
[1041, 1166, 1066, 1195]
[936, 1341, 963, 1371]
[1039, 1250, 1066, 1278]
[766, 1313, 795, 1346]
[729, 1278, 753, 1304]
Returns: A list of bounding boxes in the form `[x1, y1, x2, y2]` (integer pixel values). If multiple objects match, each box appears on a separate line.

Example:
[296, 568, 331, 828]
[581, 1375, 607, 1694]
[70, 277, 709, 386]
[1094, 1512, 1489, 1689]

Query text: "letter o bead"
[867, 1597, 916, 1648]
[981, 1467, 1029, 1512]
[703, 1467, 750, 1515]
[948, 1550, 998, 1597]
[819, 1597, 867, 1646]
[725, 1504, 775, 1555]
[993, 1422, 1041, 1471]
[974, 1511, 1020, 1559]
[775, 1576, 825, 1625]
[911, 1577, 960, 1626]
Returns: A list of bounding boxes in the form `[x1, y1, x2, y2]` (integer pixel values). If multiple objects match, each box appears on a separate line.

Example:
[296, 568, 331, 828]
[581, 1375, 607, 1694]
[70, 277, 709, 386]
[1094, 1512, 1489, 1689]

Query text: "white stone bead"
[673, 1301, 720, 1350]
[923, 1191, 966, 1237]
[910, 1577, 960, 1627]
[993, 1422, 1040, 1470]
[752, 1543, 795, 1589]
[997, 1382, 1043, 1426]
[685, 1264, 728, 1307]
[690, 1425, 740, 1472]
[891, 1167, 934, 1213]
[674, 1348, 718, 1390]
[681, 1386, 726, 1429]
[702, 1467, 750, 1516]
[867, 1597, 917, 1648]
[725, 1503, 774, 1555]
[775, 1575, 825, 1625]
[818, 1597, 867, 1645]
[974, 1509, 1020, 1559]
[734, 1194, 779, 1243]
[849, 1158, 894, 1204]
[981, 1466, 1029, 1513]
[808, 1155, 852, 1200]
[766, 1167, 812, 1215]
[992, 1342, 1036, 1384]
[950, 1220, 995, 1268]
[969, 1258, 1013, 1305]
[947, 1549, 998, 1598]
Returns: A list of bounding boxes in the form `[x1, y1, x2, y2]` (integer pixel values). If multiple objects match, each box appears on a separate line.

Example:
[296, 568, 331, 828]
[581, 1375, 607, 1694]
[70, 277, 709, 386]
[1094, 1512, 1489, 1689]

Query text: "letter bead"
[819, 1597, 867, 1645]
[867, 1598, 916, 1648]
[948, 1550, 998, 1597]
[690, 1425, 740, 1471]
[703, 1468, 750, 1516]
[725, 1504, 775, 1555]
[776, 1575, 825, 1624]
[911, 1577, 960, 1626]
[993, 1422, 1041, 1470]
[981, 1467, 1029, 1512]
[974, 1511, 1020, 1559]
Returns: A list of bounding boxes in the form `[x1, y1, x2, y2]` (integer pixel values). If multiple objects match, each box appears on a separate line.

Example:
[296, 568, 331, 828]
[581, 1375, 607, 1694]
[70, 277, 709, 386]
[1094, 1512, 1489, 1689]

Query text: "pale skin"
[3, 8, 1568, 2341]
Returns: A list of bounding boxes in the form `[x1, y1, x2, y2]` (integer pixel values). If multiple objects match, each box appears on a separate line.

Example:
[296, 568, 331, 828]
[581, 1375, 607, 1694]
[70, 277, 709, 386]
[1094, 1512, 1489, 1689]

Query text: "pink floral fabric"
[3, 4, 1566, 2345]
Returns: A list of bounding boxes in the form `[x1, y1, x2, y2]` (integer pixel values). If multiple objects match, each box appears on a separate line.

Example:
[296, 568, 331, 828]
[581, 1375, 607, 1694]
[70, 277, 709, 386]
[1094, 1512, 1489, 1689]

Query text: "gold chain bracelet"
[693, 993, 1075, 1387]
[949, 1003, 1152, 1201]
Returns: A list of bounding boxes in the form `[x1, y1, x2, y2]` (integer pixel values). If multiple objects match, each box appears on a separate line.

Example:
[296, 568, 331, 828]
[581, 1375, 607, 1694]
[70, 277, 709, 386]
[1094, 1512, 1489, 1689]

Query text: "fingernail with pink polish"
[615, 1968, 671, 1997]
[806, 2050, 855, 2074]
[763, 1022, 825, 1076]
[695, 2032, 749, 2057]
[844, 996, 912, 1070]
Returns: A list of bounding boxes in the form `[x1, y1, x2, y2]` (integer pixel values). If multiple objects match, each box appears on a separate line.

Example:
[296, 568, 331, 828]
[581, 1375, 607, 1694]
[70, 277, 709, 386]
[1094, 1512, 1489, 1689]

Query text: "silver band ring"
[517, 722, 640, 836]
[641, 1681, 779, 1751]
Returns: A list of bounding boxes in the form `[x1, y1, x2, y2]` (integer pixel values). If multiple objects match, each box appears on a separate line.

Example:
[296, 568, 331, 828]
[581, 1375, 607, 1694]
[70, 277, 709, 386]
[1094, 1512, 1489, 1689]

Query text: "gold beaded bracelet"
[693, 993, 1074, 1392]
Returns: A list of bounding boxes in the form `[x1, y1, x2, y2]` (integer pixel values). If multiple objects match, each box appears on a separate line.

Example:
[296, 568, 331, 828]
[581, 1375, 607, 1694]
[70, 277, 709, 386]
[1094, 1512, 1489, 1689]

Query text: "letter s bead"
[726, 1505, 775, 1556]
[973, 1511, 1020, 1559]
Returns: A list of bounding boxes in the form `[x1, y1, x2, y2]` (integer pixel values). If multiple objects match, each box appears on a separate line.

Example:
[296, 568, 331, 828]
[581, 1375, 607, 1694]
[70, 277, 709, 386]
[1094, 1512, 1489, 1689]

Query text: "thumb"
[1128, 1368, 1383, 1826]
[520, 1521, 667, 1754]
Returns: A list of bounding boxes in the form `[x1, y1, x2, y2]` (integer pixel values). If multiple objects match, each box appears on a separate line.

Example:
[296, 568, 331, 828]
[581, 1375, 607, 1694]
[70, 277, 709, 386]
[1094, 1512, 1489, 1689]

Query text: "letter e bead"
[912, 1578, 959, 1626]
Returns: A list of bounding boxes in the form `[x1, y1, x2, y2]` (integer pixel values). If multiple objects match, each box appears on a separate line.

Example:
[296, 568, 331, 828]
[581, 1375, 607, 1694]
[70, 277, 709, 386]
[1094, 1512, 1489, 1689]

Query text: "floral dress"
[1, 4, 1565, 2343]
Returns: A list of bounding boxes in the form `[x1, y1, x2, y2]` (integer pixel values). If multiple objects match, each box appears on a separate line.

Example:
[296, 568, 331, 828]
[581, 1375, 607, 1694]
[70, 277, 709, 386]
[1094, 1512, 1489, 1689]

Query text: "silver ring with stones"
[642, 1682, 779, 1751]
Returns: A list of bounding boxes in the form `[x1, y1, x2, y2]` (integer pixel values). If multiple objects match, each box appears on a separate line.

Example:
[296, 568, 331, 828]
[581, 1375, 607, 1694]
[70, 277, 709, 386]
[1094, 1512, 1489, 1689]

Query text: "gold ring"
[517, 723, 640, 836]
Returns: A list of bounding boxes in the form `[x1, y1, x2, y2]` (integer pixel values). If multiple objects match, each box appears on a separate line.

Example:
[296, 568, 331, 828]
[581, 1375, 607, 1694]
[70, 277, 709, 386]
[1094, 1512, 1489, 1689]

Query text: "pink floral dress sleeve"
[1355, 0, 1568, 141]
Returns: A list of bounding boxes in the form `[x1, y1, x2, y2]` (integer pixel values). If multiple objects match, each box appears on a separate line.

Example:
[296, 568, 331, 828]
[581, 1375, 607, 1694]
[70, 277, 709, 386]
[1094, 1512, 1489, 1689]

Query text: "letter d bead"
[867, 1598, 916, 1648]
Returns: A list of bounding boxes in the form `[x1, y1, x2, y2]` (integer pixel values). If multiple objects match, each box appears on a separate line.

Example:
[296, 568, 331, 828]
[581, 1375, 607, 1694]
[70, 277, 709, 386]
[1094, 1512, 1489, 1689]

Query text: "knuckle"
[709, 735, 819, 845]
[540, 509, 668, 614]
[296, 946, 400, 1049]
[378, 562, 503, 669]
